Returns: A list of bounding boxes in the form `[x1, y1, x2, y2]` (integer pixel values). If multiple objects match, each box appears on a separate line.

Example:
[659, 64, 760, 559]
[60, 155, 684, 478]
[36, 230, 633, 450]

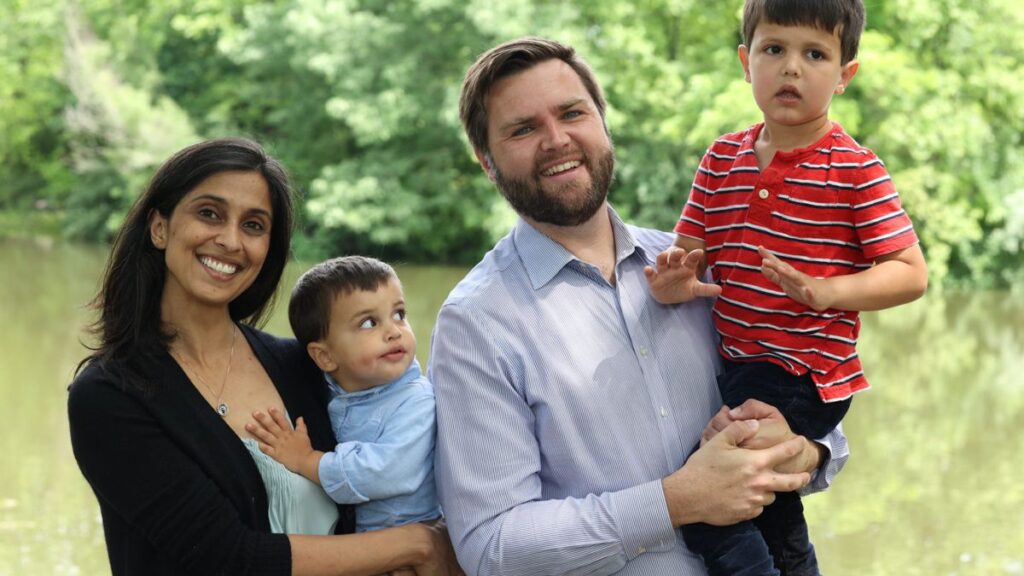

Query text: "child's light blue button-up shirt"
[319, 360, 441, 532]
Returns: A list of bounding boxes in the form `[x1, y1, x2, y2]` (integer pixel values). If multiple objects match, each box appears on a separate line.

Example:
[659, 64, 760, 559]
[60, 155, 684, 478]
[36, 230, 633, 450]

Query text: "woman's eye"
[243, 220, 266, 232]
[198, 208, 219, 220]
[359, 318, 377, 329]
[563, 110, 582, 120]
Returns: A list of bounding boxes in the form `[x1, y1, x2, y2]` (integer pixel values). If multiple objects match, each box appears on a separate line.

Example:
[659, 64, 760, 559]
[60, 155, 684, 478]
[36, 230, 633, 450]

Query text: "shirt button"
[660, 407, 668, 418]
[758, 188, 770, 199]
[636, 546, 647, 555]
[639, 346, 648, 358]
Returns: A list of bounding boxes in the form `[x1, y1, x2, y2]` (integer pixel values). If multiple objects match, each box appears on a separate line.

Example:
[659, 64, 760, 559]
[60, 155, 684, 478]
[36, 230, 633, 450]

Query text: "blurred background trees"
[3, 0, 1022, 286]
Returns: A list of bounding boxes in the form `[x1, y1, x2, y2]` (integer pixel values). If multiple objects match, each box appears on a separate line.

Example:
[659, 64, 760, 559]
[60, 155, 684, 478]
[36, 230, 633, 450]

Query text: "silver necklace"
[174, 325, 237, 417]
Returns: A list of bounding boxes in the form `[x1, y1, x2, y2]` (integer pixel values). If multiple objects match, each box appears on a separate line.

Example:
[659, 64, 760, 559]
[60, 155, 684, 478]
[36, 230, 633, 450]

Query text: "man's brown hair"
[459, 37, 607, 154]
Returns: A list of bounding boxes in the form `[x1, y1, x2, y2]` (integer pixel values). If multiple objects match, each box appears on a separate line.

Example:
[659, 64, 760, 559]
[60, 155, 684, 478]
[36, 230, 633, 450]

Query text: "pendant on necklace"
[217, 403, 229, 417]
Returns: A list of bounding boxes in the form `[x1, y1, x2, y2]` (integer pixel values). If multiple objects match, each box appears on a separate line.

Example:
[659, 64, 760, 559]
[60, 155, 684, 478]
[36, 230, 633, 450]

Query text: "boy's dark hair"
[459, 36, 607, 155]
[743, 0, 866, 64]
[289, 256, 398, 345]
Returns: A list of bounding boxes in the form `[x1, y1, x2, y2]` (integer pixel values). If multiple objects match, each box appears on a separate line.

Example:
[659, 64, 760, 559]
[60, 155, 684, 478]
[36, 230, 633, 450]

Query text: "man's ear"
[307, 341, 338, 373]
[836, 59, 859, 95]
[738, 45, 752, 83]
[148, 209, 168, 249]
[475, 149, 497, 182]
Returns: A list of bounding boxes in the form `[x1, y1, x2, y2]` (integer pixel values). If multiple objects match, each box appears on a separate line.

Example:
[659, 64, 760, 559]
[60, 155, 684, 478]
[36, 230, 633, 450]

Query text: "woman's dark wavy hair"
[78, 137, 294, 391]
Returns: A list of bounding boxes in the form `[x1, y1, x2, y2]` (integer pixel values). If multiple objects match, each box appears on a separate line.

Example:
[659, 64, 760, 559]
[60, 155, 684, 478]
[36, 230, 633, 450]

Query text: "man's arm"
[430, 303, 818, 575]
[431, 302, 678, 576]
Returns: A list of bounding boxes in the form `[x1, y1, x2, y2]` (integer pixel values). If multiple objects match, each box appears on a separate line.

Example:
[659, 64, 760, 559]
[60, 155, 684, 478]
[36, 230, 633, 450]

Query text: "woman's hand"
[407, 520, 464, 576]
[290, 520, 463, 576]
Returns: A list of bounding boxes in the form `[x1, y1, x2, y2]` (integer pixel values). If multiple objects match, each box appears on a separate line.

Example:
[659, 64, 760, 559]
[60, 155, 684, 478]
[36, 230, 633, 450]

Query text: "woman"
[68, 138, 460, 575]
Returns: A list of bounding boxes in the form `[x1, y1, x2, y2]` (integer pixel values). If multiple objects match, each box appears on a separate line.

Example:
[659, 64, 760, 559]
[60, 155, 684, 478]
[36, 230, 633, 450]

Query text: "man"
[428, 37, 848, 575]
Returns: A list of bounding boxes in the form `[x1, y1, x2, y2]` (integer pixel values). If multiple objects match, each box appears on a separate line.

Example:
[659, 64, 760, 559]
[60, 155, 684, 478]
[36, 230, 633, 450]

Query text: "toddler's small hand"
[644, 247, 721, 304]
[245, 408, 320, 480]
[758, 246, 831, 311]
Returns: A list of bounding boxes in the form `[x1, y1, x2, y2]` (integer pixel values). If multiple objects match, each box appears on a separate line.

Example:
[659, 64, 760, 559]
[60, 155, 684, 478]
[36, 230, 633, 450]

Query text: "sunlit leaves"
[1, 0, 1022, 282]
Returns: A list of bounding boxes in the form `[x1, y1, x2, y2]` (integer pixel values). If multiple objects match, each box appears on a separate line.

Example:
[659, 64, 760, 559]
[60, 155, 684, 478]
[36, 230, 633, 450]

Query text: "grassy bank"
[0, 210, 65, 241]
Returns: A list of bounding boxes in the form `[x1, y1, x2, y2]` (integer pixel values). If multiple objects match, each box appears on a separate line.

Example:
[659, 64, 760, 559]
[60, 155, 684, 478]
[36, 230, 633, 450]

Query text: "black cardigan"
[68, 325, 355, 575]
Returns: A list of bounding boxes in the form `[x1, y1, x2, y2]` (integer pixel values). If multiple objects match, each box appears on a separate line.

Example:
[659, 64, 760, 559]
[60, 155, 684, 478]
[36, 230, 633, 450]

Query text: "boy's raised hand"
[644, 247, 722, 304]
[758, 246, 832, 312]
[246, 407, 323, 484]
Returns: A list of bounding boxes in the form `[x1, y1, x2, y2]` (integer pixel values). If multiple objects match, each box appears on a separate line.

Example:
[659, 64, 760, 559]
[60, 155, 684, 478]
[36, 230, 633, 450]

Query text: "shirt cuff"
[318, 449, 367, 503]
[609, 480, 678, 560]
[800, 424, 849, 496]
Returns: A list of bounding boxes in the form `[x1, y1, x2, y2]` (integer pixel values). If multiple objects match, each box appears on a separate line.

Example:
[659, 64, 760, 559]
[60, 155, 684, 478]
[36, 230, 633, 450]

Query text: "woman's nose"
[215, 224, 242, 251]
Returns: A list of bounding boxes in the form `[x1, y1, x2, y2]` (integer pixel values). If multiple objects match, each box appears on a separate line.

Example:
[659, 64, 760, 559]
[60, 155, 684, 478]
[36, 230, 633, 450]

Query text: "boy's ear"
[148, 209, 168, 249]
[307, 341, 338, 373]
[836, 59, 859, 95]
[475, 149, 497, 182]
[737, 45, 752, 83]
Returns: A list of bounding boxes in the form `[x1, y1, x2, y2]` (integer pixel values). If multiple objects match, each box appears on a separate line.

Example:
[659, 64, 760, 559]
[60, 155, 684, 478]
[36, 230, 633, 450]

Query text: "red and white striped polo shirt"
[675, 123, 919, 402]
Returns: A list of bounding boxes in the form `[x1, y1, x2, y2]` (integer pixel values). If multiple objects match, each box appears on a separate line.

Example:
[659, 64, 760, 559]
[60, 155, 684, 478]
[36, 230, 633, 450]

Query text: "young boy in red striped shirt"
[645, 0, 928, 574]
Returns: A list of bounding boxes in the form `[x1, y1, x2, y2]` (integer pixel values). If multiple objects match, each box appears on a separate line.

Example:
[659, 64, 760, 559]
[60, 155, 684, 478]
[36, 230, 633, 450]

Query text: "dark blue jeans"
[682, 360, 851, 576]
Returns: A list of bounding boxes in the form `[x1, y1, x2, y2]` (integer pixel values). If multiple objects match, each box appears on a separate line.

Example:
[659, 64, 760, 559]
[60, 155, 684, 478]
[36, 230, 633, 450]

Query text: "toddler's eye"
[359, 318, 378, 329]
[392, 309, 407, 322]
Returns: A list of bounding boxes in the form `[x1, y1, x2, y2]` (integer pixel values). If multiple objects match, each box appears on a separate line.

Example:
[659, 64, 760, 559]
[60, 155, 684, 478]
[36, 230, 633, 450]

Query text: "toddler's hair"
[289, 256, 398, 345]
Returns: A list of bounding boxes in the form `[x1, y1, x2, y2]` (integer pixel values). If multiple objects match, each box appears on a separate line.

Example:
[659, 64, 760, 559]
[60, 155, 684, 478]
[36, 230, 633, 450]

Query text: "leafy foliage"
[1, 0, 1022, 284]
[0, 0, 73, 211]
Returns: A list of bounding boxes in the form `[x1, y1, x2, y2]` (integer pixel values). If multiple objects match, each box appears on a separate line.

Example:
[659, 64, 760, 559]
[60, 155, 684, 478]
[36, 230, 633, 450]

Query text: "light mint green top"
[242, 438, 339, 535]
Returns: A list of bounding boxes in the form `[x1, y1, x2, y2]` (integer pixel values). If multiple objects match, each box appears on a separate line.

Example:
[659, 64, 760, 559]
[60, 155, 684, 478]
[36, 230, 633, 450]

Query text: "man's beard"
[492, 146, 616, 227]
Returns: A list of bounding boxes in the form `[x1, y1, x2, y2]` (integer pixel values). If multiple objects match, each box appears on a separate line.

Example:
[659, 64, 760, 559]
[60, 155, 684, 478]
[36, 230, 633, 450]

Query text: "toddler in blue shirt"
[248, 255, 441, 532]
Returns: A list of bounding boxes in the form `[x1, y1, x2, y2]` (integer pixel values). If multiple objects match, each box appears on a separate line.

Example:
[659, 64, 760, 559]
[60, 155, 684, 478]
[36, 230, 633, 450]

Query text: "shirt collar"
[742, 122, 847, 158]
[325, 358, 422, 400]
[512, 205, 646, 290]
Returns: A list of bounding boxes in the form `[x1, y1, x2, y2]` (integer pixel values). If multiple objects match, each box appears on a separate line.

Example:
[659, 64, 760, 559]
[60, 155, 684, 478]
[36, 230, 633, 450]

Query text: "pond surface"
[1, 239, 1021, 575]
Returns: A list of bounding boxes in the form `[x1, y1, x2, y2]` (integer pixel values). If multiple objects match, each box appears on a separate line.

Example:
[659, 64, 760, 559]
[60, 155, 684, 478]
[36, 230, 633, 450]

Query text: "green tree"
[1, 0, 1021, 285]
[0, 0, 73, 213]
[61, 2, 198, 240]
[214, 0, 579, 261]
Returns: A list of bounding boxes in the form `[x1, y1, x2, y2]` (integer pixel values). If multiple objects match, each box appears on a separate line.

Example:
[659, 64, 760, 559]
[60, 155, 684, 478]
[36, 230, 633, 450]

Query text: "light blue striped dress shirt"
[429, 207, 848, 576]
